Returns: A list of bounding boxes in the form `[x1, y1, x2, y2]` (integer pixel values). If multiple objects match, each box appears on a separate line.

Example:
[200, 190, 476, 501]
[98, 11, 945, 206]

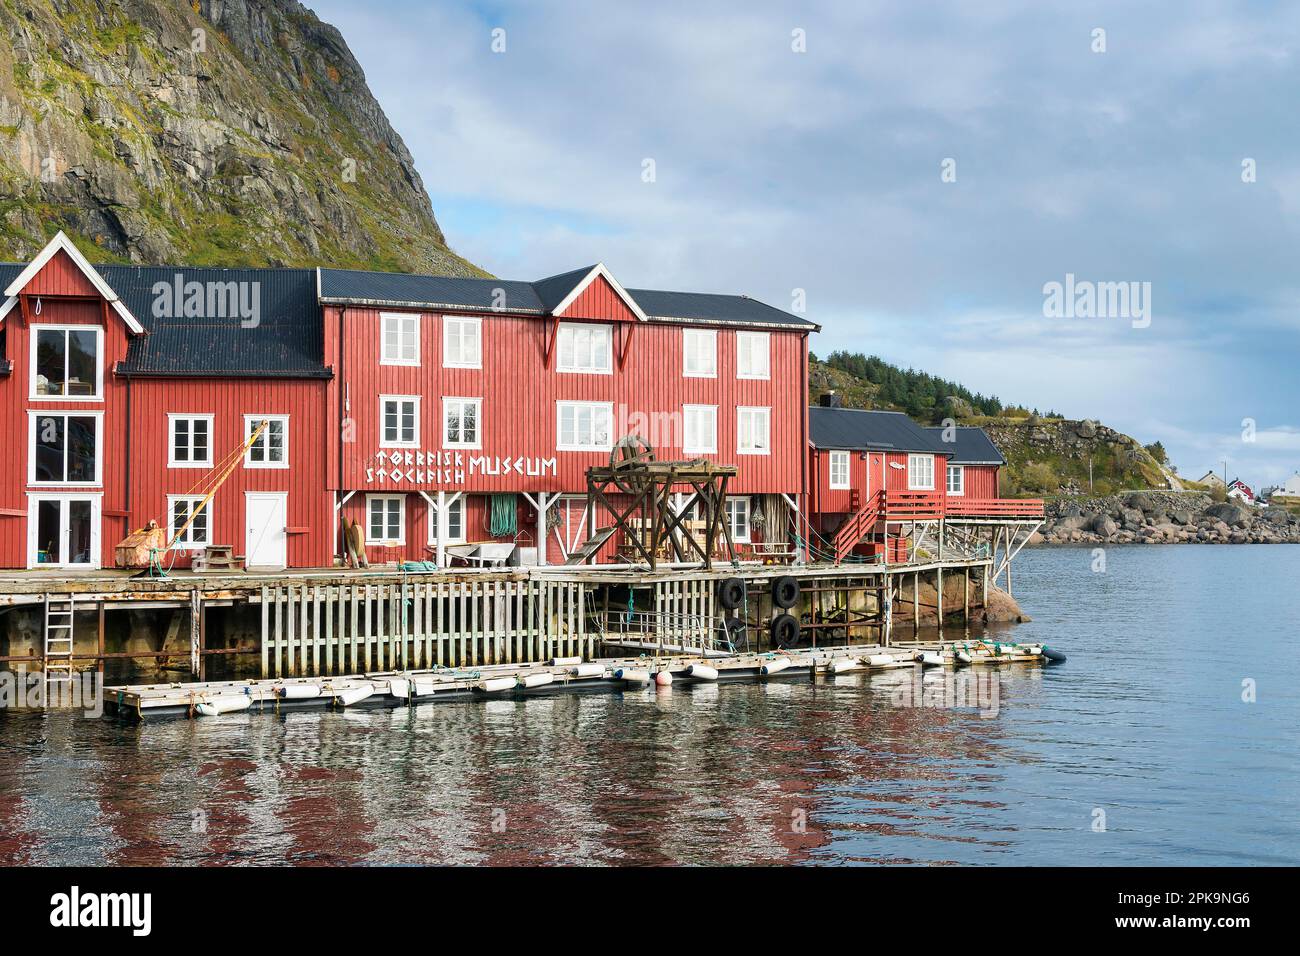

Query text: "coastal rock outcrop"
[1033, 492, 1300, 545]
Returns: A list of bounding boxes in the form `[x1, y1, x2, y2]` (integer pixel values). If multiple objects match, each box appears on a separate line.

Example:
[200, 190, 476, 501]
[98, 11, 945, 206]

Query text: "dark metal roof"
[925, 426, 1005, 465]
[318, 267, 816, 329]
[2, 262, 328, 378]
[809, 407, 949, 454]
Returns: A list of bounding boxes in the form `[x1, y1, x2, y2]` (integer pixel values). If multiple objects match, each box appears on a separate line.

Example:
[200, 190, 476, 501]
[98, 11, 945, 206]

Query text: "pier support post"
[913, 571, 919, 637]
[964, 567, 970, 626]
[189, 589, 201, 678]
[936, 568, 943, 637]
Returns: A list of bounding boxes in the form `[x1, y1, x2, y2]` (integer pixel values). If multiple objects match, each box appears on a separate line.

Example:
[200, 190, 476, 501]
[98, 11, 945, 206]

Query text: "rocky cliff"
[1036, 491, 1300, 545]
[0, 0, 484, 274]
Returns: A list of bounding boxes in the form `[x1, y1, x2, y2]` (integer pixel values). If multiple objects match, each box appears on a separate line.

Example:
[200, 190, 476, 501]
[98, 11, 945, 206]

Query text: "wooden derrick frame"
[584, 443, 739, 569]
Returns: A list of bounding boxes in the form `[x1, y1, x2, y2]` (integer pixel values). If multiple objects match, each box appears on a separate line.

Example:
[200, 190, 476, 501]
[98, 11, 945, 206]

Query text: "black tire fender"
[717, 577, 746, 610]
[771, 575, 800, 609]
[770, 613, 800, 649]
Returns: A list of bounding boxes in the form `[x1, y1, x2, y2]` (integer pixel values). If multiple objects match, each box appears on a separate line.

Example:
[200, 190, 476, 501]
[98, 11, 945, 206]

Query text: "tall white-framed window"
[736, 331, 770, 380]
[28, 411, 103, 485]
[736, 406, 771, 455]
[557, 322, 612, 374]
[829, 450, 851, 489]
[557, 401, 613, 451]
[443, 315, 482, 368]
[380, 312, 420, 366]
[30, 325, 103, 400]
[908, 453, 935, 490]
[683, 328, 717, 378]
[726, 496, 751, 544]
[366, 494, 405, 545]
[443, 397, 481, 448]
[946, 463, 965, 496]
[380, 395, 420, 448]
[168, 496, 211, 550]
[682, 404, 718, 455]
[244, 415, 289, 469]
[428, 495, 466, 545]
[168, 414, 213, 468]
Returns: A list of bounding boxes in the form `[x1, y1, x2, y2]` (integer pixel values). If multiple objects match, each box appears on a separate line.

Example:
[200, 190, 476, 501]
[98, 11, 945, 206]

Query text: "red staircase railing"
[831, 490, 883, 563]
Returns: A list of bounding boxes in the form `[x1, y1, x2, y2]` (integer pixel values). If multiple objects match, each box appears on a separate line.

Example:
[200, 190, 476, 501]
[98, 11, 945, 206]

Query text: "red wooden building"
[0, 234, 816, 570]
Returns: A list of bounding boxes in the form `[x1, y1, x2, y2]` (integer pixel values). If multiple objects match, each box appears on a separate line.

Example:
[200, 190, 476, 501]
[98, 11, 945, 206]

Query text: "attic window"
[32, 326, 102, 399]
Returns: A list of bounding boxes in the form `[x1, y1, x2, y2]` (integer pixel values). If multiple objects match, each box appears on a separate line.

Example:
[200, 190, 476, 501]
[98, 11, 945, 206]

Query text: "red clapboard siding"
[557, 275, 639, 322]
[22, 249, 100, 298]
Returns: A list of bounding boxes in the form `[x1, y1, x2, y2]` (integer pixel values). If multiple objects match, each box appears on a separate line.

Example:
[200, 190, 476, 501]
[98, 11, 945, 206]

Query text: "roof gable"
[540, 263, 648, 322]
[1, 232, 143, 333]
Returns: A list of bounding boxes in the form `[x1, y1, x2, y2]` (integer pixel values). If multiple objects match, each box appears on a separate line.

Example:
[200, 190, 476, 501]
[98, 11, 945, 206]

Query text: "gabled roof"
[318, 267, 815, 330]
[924, 426, 1006, 465]
[810, 407, 949, 454]
[1, 232, 143, 333]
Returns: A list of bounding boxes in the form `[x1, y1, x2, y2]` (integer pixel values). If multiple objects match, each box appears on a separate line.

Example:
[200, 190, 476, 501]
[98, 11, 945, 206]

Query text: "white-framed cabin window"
[442, 397, 481, 448]
[244, 415, 289, 468]
[428, 494, 466, 545]
[726, 496, 751, 544]
[168, 414, 213, 468]
[946, 464, 965, 496]
[367, 494, 406, 545]
[908, 453, 935, 490]
[30, 325, 103, 400]
[557, 322, 612, 374]
[380, 312, 420, 366]
[736, 406, 771, 455]
[736, 331, 770, 380]
[443, 315, 482, 369]
[557, 401, 613, 451]
[28, 411, 103, 485]
[168, 495, 211, 550]
[829, 450, 851, 489]
[380, 395, 420, 448]
[683, 328, 717, 378]
[682, 404, 718, 455]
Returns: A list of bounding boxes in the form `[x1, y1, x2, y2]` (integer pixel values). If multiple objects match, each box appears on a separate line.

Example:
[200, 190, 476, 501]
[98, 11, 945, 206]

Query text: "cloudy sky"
[310, 0, 1300, 487]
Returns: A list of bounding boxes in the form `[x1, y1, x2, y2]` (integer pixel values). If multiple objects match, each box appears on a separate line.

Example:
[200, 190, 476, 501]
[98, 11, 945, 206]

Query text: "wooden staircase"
[831, 491, 883, 563]
[43, 595, 76, 686]
[564, 527, 616, 565]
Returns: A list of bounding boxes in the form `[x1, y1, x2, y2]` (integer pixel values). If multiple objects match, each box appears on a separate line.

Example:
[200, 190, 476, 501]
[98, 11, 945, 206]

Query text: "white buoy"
[569, 663, 605, 678]
[479, 676, 517, 693]
[335, 685, 374, 707]
[549, 656, 582, 666]
[615, 667, 651, 684]
[195, 694, 251, 716]
[685, 664, 718, 681]
[915, 651, 944, 667]
[825, 658, 856, 674]
[518, 672, 555, 689]
[954, 650, 973, 665]
[761, 657, 792, 675]
[865, 654, 894, 667]
[411, 679, 438, 697]
[276, 683, 321, 700]
[388, 678, 410, 699]
[654, 670, 673, 686]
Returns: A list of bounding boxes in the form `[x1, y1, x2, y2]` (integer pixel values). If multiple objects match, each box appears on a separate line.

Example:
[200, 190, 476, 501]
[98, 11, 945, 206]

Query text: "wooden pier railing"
[944, 498, 1044, 518]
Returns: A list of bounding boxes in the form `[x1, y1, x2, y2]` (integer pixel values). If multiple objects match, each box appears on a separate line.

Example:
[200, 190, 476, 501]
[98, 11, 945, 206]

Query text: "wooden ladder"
[44, 594, 76, 685]
[564, 527, 615, 565]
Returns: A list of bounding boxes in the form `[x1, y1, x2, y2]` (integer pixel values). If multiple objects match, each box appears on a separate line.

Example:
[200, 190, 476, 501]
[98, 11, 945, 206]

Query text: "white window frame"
[29, 324, 105, 401]
[244, 414, 289, 469]
[167, 495, 211, 550]
[28, 410, 104, 486]
[908, 453, 935, 491]
[683, 328, 717, 378]
[736, 330, 771, 380]
[443, 315, 482, 369]
[380, 312, 420, 366]
[556, 322, 613, 374]
[946, 463, 965, 496]
[442, 397, 482, 449]
[556, 400, 614, 452]
[379, 395, 420, 449]
[366, 494, 406, 545]
[168, 413, 214, 468]
[682, 404, 718, 455]
[726, 496, 751, 544]
[26, 493, 102, 569]
[829, 450, 851, 489]
[427, 495, 466, 546]
[736, 406, 771, 455]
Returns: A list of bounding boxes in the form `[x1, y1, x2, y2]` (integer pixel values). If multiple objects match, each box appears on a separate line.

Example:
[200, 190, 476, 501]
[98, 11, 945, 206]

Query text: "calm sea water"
[2, 545, 1297, 866]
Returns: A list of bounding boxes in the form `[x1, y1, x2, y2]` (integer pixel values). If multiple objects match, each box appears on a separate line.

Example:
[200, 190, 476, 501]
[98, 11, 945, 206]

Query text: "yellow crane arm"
[165, 419, 270, 551]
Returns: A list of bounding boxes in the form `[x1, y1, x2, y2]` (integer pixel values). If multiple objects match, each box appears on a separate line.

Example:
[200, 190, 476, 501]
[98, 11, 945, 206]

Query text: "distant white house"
[1280, 472, 1300, 498]
[1197, 470, 1227, 489]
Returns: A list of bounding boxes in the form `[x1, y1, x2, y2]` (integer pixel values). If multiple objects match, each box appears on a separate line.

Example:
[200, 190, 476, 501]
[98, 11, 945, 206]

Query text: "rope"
[488, 494, 517, 537]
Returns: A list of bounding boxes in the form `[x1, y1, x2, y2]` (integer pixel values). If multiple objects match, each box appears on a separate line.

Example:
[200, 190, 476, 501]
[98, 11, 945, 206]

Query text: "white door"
[28, 496, 100, 569]
[245, 492, 287, 569]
